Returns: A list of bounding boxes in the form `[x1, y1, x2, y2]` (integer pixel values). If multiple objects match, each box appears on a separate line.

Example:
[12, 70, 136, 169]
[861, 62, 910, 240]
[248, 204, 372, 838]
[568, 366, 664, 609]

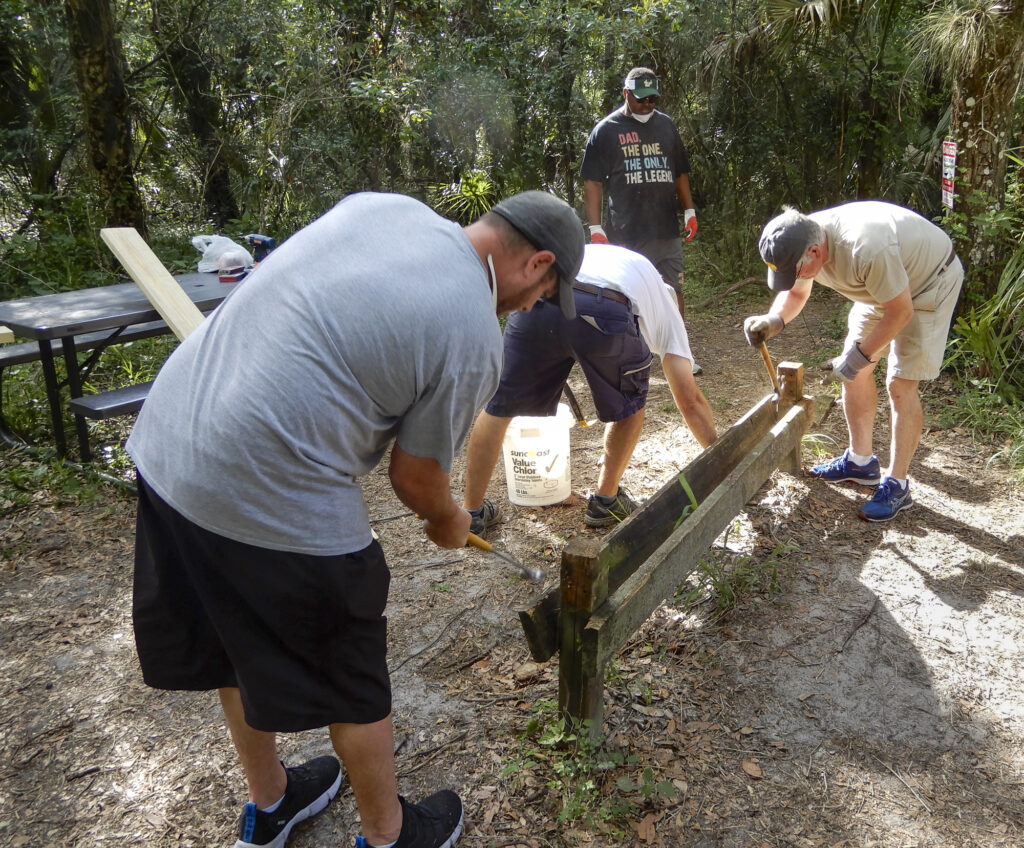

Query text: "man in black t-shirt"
[581, 67, 699, 341]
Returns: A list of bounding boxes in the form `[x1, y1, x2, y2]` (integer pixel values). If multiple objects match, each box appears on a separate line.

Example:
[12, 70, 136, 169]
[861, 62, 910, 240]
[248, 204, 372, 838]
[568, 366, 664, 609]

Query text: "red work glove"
[684, 209, 698, 242]
[588, 225, 609, 245]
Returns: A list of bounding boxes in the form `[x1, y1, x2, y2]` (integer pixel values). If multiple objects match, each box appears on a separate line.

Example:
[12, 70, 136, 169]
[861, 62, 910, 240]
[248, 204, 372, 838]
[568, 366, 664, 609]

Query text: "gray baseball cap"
[758, 210, 819, 292]
[490, 191, 585, 319]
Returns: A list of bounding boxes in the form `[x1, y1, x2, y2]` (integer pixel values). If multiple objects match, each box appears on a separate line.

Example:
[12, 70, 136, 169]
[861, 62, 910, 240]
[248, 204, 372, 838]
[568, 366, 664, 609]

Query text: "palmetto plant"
[429, 168, 498, 224]
[950, 238, 1024, 402]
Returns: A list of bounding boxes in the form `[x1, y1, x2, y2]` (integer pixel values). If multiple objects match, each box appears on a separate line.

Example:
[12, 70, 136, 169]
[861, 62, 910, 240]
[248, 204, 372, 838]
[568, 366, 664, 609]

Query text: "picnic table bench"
[0, 274, 235, 459]
[0, 320, 170, 446]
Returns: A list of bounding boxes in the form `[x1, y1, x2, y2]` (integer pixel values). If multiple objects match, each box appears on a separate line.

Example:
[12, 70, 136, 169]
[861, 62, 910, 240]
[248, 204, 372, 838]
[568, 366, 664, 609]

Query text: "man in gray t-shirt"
[127, 191, 583, 848]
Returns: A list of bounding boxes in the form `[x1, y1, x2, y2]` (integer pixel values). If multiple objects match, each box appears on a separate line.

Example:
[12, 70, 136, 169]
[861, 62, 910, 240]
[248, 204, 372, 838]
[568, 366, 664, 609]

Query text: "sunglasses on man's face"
[633, 94, 659, 105]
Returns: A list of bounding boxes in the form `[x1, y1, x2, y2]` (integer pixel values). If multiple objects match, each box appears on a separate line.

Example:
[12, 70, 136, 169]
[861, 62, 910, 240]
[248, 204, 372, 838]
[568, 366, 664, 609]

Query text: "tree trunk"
[63, 0, 147, 234]
[151, 2, 240, 227]
[948, 8, 1023, 304]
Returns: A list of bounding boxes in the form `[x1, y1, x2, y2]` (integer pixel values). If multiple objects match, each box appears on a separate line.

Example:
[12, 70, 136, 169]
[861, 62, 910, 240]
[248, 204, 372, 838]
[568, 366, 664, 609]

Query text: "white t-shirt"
[127, 193, 502, 555]
[574, 243, 694, 362]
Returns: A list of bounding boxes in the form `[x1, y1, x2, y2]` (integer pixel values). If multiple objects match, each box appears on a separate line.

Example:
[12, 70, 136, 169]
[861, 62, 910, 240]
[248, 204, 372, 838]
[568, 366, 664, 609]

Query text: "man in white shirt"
[464, 243, 716, 532]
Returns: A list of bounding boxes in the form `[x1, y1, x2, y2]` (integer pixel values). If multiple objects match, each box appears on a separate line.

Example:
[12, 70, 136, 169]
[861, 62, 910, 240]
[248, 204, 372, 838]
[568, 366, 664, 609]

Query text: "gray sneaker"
[468, 498, 501, 537]
[585, 488, 639, 527]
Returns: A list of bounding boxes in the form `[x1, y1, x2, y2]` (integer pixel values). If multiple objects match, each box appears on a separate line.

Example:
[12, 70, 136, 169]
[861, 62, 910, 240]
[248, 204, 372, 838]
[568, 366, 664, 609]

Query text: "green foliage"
[0, 452, 113, 518]
[676, 526, 794, 620]
[932, 381, 1024, 473]
[429, 169, 498, 224]
[504, 699, 673, 829]
[673, 471, 699, 530]
[948, 240, 1024, 403]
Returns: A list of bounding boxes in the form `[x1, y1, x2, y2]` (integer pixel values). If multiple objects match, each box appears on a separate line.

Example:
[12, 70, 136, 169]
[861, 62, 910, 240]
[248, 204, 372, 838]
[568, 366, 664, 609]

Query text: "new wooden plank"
[517, 394, 779, 662]
[0, 326, 13, 344]
[100, 228, 205, 341]
[586, 404, 808, 671]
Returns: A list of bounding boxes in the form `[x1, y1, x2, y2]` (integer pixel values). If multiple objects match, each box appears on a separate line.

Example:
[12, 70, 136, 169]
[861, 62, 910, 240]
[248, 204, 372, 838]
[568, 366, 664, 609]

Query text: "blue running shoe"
[859, 478, 913, 522]
[808, 449, 881, 484]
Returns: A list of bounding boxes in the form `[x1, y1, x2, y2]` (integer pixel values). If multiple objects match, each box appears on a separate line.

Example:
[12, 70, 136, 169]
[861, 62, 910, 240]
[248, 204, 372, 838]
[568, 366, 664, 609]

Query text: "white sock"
[261, 793, 285, 813]
[885, 476, 908, 489]
[848, 450, 874, 466]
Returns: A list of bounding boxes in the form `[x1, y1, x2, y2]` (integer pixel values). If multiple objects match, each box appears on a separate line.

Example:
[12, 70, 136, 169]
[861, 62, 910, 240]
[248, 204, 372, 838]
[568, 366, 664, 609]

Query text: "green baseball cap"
[625, 67, 659, 99]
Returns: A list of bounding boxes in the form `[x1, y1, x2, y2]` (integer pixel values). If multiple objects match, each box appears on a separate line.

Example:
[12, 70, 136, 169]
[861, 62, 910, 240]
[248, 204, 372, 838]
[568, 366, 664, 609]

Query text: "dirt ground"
[1, 292, 1022, 848]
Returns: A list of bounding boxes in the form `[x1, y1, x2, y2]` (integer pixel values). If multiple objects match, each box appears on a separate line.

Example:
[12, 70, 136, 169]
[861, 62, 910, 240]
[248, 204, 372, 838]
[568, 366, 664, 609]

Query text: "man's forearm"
[583, 180, 603, 226]
[674, 174, 694, 211]
[770, 283, 811, 325]
[664, 354, 717, 448]
[859, 291, 914, 360]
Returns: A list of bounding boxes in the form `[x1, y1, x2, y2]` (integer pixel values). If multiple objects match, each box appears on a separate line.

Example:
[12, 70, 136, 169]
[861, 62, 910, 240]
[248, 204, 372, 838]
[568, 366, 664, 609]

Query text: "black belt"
[934, 247, 957, 278]
[571, 281, 630, 306]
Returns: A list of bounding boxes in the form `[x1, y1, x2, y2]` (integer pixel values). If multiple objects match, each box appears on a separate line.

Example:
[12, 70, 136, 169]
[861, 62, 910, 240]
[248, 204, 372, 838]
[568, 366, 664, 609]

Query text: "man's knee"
[886, 376, 920, 404]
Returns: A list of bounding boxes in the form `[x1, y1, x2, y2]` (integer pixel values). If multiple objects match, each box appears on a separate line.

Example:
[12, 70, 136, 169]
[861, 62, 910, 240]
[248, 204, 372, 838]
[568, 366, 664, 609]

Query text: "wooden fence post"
[777, 361, 813, 474]
[559, 537, 607, 734]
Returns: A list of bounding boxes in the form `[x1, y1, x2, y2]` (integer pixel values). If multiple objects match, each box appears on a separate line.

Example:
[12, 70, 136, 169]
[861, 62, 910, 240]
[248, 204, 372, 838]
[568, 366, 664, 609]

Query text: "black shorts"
[132, 475, 391, 732]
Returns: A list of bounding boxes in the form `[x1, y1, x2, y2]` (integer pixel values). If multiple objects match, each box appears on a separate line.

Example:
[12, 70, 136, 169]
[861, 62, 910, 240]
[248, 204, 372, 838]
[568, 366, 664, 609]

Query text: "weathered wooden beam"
[558, 537, 607, 726]
[584, 403, 808, 674]
[518, 393, 779, 662]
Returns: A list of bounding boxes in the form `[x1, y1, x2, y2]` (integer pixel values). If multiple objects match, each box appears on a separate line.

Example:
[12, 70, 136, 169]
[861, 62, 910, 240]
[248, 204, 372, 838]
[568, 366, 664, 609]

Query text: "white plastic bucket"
[501, 403, 573, 506]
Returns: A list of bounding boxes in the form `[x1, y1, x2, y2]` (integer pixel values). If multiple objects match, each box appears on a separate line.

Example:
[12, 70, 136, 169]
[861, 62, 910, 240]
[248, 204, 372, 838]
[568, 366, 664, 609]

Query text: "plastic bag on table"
[191, 235, 254, 274]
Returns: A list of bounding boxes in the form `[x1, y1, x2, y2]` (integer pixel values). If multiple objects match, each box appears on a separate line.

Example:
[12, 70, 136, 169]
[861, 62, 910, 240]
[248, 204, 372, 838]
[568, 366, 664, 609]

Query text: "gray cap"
[758, 209, 819, 292]
[490, 191, 585, 319]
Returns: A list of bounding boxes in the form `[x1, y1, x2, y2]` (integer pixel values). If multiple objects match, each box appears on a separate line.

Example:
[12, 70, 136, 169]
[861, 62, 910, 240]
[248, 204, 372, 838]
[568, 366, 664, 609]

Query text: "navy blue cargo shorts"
[485, 289, 653, 423]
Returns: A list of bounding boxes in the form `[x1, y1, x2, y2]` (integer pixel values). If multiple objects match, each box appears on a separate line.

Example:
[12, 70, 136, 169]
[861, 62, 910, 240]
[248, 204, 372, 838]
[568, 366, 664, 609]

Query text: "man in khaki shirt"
[743, 202, 963, 522]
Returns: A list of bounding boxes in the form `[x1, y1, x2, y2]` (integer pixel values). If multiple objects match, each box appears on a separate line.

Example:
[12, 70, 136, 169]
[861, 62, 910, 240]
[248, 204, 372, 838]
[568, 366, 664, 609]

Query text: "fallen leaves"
[742, 760, 764, 779]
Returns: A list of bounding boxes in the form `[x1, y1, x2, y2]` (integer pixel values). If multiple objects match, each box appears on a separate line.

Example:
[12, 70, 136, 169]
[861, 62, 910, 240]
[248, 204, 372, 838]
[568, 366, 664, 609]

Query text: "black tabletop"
[0, 273, 236, 340]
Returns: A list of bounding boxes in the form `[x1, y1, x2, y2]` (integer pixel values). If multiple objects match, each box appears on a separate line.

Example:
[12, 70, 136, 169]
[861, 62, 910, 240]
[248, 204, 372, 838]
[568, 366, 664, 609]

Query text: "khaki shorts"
[845, 257, 963, 381]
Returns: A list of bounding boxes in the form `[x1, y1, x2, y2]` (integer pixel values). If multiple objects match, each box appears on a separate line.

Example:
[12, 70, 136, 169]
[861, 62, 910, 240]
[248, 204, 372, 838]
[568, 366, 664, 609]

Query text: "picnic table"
[0, 273, 235, 458]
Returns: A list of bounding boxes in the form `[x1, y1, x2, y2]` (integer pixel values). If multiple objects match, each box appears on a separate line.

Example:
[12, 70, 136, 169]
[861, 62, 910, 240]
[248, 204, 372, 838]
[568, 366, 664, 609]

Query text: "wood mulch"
[1, 296, 1021, 847]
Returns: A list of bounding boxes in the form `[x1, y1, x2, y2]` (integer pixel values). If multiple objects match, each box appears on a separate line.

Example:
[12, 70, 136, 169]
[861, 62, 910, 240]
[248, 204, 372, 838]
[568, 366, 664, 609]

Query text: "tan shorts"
[845, 257, 963, 381]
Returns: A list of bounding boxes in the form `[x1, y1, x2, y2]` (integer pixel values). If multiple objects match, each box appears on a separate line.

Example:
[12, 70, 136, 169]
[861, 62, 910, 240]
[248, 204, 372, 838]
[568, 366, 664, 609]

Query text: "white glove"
[589, 224, 609, 244]
[743, 314, 785, 347]
[828, 344, 874, 382]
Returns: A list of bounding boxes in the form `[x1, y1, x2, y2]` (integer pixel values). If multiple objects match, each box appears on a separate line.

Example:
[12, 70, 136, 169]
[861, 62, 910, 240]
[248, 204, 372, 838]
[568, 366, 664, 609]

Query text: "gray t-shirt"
[127, 193, 502, 555]
[810, 202, 953, 305]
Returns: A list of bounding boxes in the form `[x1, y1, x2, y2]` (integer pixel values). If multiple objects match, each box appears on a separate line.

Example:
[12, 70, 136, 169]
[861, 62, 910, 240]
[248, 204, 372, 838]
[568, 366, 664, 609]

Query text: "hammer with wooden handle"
[467, 532, 544, 583]
[759, 342, 780, 394]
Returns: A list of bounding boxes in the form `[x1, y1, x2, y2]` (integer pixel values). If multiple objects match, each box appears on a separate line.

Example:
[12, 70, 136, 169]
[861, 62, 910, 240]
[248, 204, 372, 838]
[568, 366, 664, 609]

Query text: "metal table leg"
[61, 336, 92, 461]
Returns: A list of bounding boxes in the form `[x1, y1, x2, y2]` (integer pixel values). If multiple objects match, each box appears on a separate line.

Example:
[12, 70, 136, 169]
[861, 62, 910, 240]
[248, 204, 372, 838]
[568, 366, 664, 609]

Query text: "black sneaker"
[235, 756, 343, 848]
[584, 488, 639, 527]
[468, 498, 501, 537]
[355, 791, 463, 848]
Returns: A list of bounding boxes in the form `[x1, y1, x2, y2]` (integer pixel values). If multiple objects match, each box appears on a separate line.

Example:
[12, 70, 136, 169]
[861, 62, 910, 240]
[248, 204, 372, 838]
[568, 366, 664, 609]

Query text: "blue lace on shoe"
[859, 477, 913, 522]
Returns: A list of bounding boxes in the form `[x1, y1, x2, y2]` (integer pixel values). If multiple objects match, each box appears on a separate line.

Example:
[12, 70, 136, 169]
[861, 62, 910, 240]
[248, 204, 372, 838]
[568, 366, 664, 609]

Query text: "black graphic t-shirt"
[580, 108, 690, 244]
